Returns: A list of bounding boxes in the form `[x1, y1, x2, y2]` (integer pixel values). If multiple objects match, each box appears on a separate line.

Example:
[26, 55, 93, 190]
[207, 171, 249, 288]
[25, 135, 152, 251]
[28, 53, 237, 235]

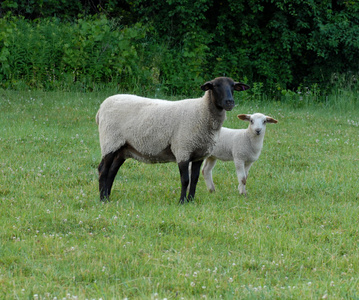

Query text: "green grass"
[1, 90, 359, 299]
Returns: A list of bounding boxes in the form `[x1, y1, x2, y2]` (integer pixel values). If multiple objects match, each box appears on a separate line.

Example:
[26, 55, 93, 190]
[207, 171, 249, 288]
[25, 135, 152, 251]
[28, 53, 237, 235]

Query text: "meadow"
[1, 89, 359, 299]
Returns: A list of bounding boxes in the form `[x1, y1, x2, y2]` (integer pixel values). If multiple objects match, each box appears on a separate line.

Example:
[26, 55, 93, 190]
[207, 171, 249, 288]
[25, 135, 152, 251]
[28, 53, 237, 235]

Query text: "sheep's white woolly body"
[202, 113, 277, 195]
[96, 92, 224, 163]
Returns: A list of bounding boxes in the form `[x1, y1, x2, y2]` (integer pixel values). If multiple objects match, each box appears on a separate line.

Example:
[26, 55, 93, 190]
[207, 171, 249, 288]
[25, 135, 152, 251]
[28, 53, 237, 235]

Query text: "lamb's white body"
[96, 77, 250, 203]
[202, 113, 278, 195]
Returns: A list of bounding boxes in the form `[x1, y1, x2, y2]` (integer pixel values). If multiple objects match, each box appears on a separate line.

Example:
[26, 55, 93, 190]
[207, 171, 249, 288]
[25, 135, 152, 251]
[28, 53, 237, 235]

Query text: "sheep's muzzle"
[223, 100, 235, 111]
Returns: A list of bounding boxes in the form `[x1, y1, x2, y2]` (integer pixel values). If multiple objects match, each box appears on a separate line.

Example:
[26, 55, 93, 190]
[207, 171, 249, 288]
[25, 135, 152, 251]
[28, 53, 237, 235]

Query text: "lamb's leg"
[202, 157, 217, 192]
[244, 162, 253, 184]
[235, 160, 247, 195]
[188, 160, 203, 201]
[178, 160, 190, 204]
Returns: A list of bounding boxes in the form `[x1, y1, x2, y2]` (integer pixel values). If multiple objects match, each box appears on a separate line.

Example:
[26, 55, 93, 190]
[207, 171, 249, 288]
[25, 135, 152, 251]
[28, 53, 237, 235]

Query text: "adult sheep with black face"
[96, 77, 250, 204]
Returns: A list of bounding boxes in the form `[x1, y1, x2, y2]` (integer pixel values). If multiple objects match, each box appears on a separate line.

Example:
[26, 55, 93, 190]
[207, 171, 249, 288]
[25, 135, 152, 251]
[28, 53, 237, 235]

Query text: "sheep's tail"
[95, 110, 100, 125]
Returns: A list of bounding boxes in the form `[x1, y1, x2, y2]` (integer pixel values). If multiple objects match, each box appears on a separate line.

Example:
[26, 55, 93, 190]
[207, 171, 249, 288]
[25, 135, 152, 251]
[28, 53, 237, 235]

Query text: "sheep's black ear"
[237, 114, 250, 121]
[201, 81, 213, 91]
[266, 117, 278, 124]
[234, 82, 250, 92]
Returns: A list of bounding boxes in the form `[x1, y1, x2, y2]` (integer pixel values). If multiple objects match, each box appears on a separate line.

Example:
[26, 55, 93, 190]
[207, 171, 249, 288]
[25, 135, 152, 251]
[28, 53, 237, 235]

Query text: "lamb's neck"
[248, 133, 264, 153]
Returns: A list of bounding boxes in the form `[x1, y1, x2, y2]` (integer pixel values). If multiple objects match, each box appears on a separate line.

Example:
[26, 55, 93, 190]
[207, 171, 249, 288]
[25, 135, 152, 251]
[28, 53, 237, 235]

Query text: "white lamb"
[202, 113, 278, 195]
[96, 77, 250, 203]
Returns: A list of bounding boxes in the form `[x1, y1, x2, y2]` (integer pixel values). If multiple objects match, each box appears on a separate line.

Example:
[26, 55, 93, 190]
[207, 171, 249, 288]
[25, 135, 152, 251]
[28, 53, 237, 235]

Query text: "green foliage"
[127, 0, 359, 91]
[1, 0, 86, 20]
[1, 0, 359, 94]
[0, 15, 213, 94]
[149, 30, 211, 94]
[0, 16, 155, 91]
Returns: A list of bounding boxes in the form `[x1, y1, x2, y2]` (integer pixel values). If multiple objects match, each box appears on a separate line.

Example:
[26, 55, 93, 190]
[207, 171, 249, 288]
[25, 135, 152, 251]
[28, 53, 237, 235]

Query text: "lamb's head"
[201, 77, 250, 111]
[237, 113, 278, 136]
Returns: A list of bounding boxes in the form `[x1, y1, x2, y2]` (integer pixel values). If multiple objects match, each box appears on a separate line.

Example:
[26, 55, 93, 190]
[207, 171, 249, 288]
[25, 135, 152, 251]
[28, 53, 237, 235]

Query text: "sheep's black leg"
[106, 152, 126, 198]
[178, 161, 190, 204]
[98, 150, 126, 202]
[188, 160, 203, 201]
[98, 152, 115, 201]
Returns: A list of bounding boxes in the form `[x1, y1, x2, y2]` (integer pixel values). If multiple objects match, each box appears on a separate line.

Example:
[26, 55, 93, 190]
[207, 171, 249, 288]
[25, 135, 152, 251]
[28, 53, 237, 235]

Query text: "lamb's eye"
[263, 120, 266, 124]
[250, 120, 254, 124]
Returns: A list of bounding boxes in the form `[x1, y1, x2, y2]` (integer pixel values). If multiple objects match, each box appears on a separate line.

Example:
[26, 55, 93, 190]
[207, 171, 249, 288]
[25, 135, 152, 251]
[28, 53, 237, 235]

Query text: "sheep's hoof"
[100, 194, 110, 202]
[179, 197, 193, 204]
[178, 199, 187, 205]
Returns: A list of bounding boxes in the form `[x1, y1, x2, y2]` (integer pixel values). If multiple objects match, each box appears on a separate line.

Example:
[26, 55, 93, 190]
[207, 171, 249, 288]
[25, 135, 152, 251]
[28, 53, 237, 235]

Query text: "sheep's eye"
[263, 120, 267, 124]
[250, 120, 254, 124]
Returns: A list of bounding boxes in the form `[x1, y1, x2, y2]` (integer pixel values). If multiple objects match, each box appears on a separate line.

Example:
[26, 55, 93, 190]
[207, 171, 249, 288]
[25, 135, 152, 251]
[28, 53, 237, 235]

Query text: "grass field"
[1, 89, 359, 299]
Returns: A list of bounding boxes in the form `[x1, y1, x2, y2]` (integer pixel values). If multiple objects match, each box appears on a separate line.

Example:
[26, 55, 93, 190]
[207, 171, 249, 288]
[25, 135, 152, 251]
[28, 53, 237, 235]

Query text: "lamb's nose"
[255, 129, 261, 135]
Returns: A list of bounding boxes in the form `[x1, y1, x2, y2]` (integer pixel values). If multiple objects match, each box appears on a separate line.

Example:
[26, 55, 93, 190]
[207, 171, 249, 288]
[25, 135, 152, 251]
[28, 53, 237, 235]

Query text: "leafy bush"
[129, 0, 359, 93]
[0, 15, 213, 94]
[0, 16, 154, 91]
[1, 0, 359, 95]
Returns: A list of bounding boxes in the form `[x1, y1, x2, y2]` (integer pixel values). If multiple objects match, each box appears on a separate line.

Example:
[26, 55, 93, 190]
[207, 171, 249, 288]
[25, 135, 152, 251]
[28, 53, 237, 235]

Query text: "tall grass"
[1, 89, 359, 299]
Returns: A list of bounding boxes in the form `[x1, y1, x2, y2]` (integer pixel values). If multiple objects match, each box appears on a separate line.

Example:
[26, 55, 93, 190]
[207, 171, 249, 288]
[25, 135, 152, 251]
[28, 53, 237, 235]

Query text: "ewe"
[202, 113, 278, 195]
[96, 77, 250, 203]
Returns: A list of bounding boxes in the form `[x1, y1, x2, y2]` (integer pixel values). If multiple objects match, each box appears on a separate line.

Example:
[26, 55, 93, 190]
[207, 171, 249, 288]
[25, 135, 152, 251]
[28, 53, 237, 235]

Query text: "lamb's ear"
[201, 81, 213, 91]
[234, 82, 250, 92]
[237, 114, 251, 121]
[266, 116, 278, 124]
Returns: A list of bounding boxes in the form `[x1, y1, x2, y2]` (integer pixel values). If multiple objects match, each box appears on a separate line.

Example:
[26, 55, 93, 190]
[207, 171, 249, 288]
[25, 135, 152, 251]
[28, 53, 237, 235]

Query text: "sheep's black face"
[201, 77, 250, 111]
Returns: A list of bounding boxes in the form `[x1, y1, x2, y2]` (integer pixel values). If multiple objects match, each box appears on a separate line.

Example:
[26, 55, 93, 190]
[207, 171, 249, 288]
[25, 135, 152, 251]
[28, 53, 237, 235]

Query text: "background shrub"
[1, 0, 359, 95]
[0, 16, 154, 91]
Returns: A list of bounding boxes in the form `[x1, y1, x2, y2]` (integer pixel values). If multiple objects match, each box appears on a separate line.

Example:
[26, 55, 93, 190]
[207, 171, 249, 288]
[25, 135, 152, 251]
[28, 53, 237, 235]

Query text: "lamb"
[96, 77, 250, 203]
[202, 113, 278, 195]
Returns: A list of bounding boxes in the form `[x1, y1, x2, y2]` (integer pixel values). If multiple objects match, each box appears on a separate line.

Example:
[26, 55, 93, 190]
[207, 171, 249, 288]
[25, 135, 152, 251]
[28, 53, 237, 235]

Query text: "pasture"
[1, 90, 359, 299]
